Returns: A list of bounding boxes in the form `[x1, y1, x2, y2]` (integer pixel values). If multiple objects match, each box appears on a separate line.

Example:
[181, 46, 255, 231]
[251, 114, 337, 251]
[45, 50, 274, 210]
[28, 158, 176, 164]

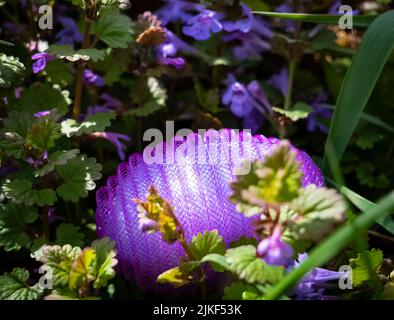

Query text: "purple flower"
[156, 30, 191, 70]
[268, 68, 289, 97]
[91, 132, 130, 161]
[26, 150, 48, 168]
[222, 4, 253, 33]
[55, 17, 83, 46]
[292, 253, 344, 300]
[156, 0, 203, 25]
[157, 30, 198, 58]
[247, 80, 272, 112]
[86, 93, 122, 116]
[307, 93, 333, 133]
[159, 57, 186, 70]
[31, 53, 55, 74]
[223, 17, 272, 61]
[34, 110, 51, 118]
[276, 3, 297, 33]
[257, 228, 294, 266]
[183, 10, 223, 41]
[84, 70, 105, 87]
[222, 77, 254, 118]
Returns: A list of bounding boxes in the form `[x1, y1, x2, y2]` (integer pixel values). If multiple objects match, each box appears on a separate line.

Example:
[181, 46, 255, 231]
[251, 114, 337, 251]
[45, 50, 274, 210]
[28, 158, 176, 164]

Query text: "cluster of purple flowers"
[256, 230, 343, 300]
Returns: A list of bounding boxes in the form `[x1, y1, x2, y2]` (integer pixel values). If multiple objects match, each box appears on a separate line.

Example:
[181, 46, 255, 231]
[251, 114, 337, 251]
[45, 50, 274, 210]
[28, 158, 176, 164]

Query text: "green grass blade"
[341, 186, 394, 235]
[252, 12, 377, 27]
[264, 191, 394, 300]
[324, 10, 394, 165]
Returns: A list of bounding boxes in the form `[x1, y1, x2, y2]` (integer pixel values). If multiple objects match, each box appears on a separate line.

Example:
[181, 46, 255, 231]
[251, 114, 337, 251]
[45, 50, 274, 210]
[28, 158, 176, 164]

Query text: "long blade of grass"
[253, 12, 377, 27]
[264, 191, 394, 300]
[341, 186, 394, 235]
[324, 10, 394, 165]
[323, 105, 394, 133]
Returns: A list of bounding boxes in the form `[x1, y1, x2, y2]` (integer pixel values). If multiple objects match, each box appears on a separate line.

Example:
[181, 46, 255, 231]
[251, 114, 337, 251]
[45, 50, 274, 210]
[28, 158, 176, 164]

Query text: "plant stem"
[179, 237, 207, 299]
[41, 206, 50, 240]
[72, 19, 92, 119]
[284, 59, 297, 110]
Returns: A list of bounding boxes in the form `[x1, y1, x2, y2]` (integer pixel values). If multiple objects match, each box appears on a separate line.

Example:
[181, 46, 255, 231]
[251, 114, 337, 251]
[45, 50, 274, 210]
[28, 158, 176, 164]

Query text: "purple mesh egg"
[96, 129, 324, 291]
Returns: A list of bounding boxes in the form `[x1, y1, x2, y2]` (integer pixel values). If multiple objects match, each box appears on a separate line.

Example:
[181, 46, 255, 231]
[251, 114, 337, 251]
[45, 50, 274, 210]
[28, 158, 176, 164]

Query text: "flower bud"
[257, 228, 294, 266]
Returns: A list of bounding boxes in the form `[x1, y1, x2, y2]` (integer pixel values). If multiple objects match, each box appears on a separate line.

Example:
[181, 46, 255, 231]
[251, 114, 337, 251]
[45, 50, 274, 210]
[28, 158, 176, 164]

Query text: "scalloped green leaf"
[0, 268, 43, 300]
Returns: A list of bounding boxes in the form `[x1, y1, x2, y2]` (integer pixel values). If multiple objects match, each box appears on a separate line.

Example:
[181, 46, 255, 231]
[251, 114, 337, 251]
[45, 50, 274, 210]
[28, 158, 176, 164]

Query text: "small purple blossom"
[34, 110, 51, 118]
[222, 4, 253, 33]
[276, 3, 297, 33]
[156, 0, 203, 25]
[247, 80, 272, 112]
[84, 70, 105, 87]
[223, 17, 272, 61]
[26, 150, 48, 168]
[307, 93, 333, 133]
[159, 57, 186, 70]
[256, 228, 294, 266]
[91, 132, 130, 161]
[292, 253, 344, 300]
[222, 78, 253, 118]
[55, 17, 83, 46]
[183, 10, 223, 41]
[31, 53, 55, 74]
[156, 30, 192, 70]
[268, 68, 289, 97]
[87, 93, 123, 116]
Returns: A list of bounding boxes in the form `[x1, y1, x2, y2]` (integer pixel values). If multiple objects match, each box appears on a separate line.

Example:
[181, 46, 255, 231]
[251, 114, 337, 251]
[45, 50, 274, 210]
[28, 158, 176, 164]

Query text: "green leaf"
[2, 179, 57, 207]
[355, 130, 383, 150]
[189, 230, 226, 260]
[128, 77, 167, 117]
[0, 268, 43, 300]
[223, 281, 259, 300]
[2, 110, 34, 138]
[264, 190, 394, 300]
[157, 266, 193, 288]
[253, 12, 377, 27]
[230, 141, 302, 215]
[324, 11, 394, 166]
[201, 253, 230, 271]
[55, 155, 102, 202]
[350, 249, 384, 287]
[92, 13, 133, 48]
[69, 248, 96, 290]
[194, 79, 220, 113]
[229, 236, 259, 248]
[0, 53, 25, 88]
[26, 116, 61, 152]
[18, 83, 71, 116]
[287, 185, 347, 242]
[0, 204, 38, 251]
[55, 223, 85, 248]
[273, 102, 313, 122]
[44, 60, 73, 86]
[33, 244, 81, 287]
[0, 111, 33, 159]
[65, 0, 84, 8]
[46, 45, 106, 62]
[35, 149, 80, 177]
[61, 112, 116, 137]
[91, 237, 118, 289]
[226, 245, 284, 285]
